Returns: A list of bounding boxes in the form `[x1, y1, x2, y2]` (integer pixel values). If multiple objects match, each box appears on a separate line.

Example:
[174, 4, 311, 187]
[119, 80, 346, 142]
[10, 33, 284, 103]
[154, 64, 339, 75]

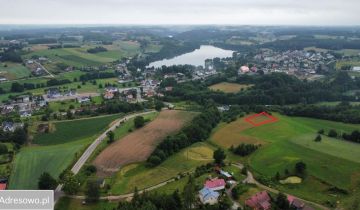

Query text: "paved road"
[54, 111, 156, 203]
[69, 178, 175, 201]
[35, 61, 55, 78]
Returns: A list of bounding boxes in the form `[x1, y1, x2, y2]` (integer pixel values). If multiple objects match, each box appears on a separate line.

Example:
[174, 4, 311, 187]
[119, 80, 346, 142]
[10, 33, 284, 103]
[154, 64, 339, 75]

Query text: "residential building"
[245, 191, 271, 210]
[204, 178, 226, 191]
[199, 187, 220, 205]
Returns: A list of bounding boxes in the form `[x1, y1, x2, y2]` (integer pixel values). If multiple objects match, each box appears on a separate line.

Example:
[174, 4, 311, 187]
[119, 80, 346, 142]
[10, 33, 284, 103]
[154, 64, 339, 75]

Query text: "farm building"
[245, 191, 271, 210]
[204, 178, 226, 191]
[198, 187, 219, 205]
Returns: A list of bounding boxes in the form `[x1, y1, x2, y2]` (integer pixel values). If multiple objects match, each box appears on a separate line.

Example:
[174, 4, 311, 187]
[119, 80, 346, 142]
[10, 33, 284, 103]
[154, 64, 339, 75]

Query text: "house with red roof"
[0, 183, 7, 190]
[204, 178, 226, 191]
[245, 191, 271, 210]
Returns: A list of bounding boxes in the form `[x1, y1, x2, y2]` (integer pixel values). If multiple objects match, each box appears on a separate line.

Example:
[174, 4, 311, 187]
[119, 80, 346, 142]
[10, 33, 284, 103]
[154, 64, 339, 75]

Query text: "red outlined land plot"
[244, 112, 278, 126]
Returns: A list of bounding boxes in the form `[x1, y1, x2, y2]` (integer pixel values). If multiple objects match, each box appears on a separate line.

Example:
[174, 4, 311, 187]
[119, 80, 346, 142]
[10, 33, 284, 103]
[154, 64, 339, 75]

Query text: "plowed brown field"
[93, 110, 196, 176]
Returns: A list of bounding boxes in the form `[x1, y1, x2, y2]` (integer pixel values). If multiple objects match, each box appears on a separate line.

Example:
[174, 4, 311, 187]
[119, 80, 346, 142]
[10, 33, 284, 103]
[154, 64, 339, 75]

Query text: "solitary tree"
[314, 134, 322, 142]
[85, 179, 100, 203]
[276, 193, 290, 210]
[62, 171, 79, 195]
[183, 176, 196, 210]
[107, 130, 115, 144]
[318, 129, 324, 134]
[295, 161, 307, 176]
[213, 148, 226, 165]
[38, 172, 57, 190]
[328, 129, 338, 138]
[155, 100, 164, 111]
[134, 116, 145, 128]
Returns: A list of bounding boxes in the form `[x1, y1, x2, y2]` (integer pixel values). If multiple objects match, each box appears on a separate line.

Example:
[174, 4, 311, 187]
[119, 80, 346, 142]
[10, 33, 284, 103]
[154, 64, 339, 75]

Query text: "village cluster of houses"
[0, 95, 46, 117]
[238, 49, 336, 79]
[1, 121, 24, 132]
[197, 166, 315, 210]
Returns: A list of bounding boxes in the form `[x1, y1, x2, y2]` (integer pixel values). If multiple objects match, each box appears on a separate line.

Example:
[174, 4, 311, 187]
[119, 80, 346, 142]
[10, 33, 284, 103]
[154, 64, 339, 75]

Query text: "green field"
[9, 115, 122, 189]
[9, 140, 85, 189]
[210, 114, 360, 205]
[0, 62, 31, 80]
[34, 114, 121, 145]
[24, 48, 115, 68]
[108, 142, 215, 195]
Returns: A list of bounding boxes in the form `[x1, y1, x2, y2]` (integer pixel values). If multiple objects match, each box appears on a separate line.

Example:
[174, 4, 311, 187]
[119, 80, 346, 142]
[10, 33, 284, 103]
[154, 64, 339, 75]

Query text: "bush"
[0, 144, 8, 155]
[328, 129, 338, 138]
[314, 134, 322, 142]
[38, 172, 57, 190]
[134, 116, 145, 128]
[84, 165, 97, 175]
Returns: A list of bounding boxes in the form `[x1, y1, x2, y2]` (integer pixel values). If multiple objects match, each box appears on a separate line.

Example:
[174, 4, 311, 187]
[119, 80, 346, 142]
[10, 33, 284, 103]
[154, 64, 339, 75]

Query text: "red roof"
[0, 183, 7, 190]
[245, 191, 271, 210]
[205, 178, 226, 189]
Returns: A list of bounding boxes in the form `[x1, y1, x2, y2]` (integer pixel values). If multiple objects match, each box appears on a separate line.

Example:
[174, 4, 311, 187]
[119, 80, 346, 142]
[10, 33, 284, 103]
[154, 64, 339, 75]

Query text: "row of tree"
[281, 103, 360, 124]
[147, 105, 221, 166]
[9, 79, 71, 93]
[230, 143, 259, 157]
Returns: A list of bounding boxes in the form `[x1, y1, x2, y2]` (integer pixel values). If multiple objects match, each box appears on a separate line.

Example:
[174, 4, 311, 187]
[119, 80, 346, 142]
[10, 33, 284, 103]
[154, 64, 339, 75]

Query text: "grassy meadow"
[209, 82, 252, 93]
[108, 142, 215, 195]
[210, 113, 360, 205]
[0, 62, 31, 80]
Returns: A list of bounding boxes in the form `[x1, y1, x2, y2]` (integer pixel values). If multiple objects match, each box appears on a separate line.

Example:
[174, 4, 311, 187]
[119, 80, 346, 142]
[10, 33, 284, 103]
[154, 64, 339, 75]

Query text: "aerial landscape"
[0, 0, 360, 210]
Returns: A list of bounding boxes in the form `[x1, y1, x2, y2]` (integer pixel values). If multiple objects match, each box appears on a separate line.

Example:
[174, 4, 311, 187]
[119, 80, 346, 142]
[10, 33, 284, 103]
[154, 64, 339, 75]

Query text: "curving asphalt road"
[54, 111, 156, 203]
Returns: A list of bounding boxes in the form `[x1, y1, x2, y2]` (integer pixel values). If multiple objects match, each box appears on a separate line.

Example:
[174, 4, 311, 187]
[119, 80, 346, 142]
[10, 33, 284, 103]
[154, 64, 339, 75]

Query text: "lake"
[148, 45, 234, 68]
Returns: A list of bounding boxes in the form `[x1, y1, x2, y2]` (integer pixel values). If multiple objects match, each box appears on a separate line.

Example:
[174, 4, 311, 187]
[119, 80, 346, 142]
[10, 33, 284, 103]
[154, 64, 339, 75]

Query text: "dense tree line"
[28, 38, 57, 44]
[230, 143, 259, 157]
[262, 35, 360, 51]
[147, 105, 221, 166]
[342, 130, 360, 143]
[0, 48, 23, 63]
[97, 100, 144, 114]
[46, 79, 71, 87]
[79, 72, 116, 82]
[87, 46, 108, 54]
[281, 104, 360, 124]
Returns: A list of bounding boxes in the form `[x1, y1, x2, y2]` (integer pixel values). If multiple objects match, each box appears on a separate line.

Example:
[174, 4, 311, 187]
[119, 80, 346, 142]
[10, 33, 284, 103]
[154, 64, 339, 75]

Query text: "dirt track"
[93, 110, 195, 176]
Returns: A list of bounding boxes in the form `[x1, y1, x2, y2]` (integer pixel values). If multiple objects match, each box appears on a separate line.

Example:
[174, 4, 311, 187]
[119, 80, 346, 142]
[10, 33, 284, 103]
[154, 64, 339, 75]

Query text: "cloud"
[0, 0, 359, 25]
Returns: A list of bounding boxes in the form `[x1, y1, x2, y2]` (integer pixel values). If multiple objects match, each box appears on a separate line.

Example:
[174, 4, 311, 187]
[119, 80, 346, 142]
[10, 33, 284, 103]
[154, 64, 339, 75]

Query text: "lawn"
[33, 114, 121, 145]
[209, 82, 252, 93]
[108, 142, 215, 195]
[210, 113, 360, 205]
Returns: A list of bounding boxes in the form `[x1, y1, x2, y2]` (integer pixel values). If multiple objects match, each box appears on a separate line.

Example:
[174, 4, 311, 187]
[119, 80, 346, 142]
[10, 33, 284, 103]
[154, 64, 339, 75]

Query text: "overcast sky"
[1, 0, 359, 25]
